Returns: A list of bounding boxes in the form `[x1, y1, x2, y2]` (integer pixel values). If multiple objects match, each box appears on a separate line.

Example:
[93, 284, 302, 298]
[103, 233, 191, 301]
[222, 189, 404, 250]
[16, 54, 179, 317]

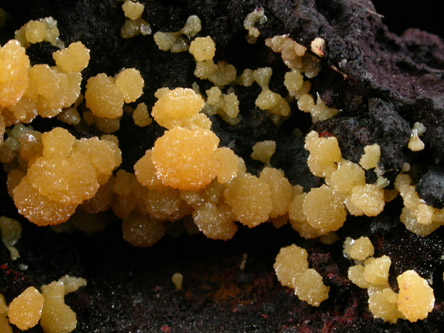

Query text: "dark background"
[373, 1, 442, 37]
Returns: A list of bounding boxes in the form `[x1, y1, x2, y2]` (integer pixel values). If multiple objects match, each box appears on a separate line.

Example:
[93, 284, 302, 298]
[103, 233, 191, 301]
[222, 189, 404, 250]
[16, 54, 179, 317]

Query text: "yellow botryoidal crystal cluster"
[10, 127, 121, 226]
[251, 140, 276, 164]
[135, 88, 285, 234]
[204, 86, 240, 125]
[346, 238, 435, 323]
[407, 122, 426, 152]
[152, 126, 220, 190]
[343, 236, 374, 261]
[189, 36, 237, 88]
[288, 133, 387, 239]
[14, 17, 64, 48]
[132, 102, 153, 127]
[150, 87, 207, 130]
[0, 40, 30, 110]
[359, 143, 381, 170]
[395, 173, 444, 235]
[82, 67, 144, 133]
[253, 67, 291, 117]
[1, 275, 86, 332]
[0, 11, 441, 325]
[297, 93, 338, 122]
[274, 244, 329, 306]
[85, 68, 144, 119]
[189, 32, 332, 125]
[154, 15, 201, 53]
[120, 0, 151, 39]
[397, 270, 435, 322]
[122, 0, 145, 20]
[189, 36, 216, 62]
[0, 38, 89, 135]
[243, 8, 268, 44]
[7, 286, 44, 331]
[265, 34, 319, 78]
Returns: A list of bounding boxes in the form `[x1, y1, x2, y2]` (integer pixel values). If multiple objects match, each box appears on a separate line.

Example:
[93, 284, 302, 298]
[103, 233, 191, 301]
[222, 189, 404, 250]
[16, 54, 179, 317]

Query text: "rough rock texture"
[417, 167, 444, 209]
[2, 220, 444, 333]
[1, 0, 444, 332]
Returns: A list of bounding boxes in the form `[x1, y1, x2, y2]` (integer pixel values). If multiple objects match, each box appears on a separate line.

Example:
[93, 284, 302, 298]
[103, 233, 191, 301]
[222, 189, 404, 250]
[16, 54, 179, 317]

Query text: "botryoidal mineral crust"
[1, 0, 444, 331]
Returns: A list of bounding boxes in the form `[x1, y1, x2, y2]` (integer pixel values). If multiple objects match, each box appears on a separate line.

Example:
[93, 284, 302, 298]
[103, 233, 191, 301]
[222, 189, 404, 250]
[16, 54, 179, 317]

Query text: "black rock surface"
[417, 167, 444, 209]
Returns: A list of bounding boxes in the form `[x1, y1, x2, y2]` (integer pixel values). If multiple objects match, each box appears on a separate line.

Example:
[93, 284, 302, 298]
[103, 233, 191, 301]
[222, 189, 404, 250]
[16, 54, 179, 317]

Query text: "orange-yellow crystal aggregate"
[397, 270, 435, 322]
[259, 167, 293, 218]
[114, 68, 144, 103]
[204, 86, 240, 124]
[345, 233, 435, 324]
[350, 184, 385, 217]
[344, 236, 374, 261]
[132, 102, 152, 127]
[251, 140, 276, 164]
[359, 144, 381, 170]
[154, 15, 201, 53]
[223, 173, 272, 227]
[305, 130, 342, 178]
[40, 280, 81, 333]
[363, 256, 391, 286]
[303, 185, 346, 234]
[327, 160, 365, 194]
[0, 40, 30, 108]
[14, 17, 62, 48]
[214, 147, 239, 183]
[134, 150, 165, 191]
[28, 64, 82, 118]
[11, 127, 121, 225]
[192, 202, 237, 240]
[7, 286, 44, 331]
[253, 67, 290, 117]
[1, 38, 91, 132]
[52, 41, 90, 73]
[189, 36, 216, 62]
[12, 176, 78, 226]
[274, 244, 329, 306]
[297, 93, 338, 122]
[85, 73, 124, 119]
[368, 288, 403, 324]
[0, 276, 85, 333]
[122, 0, 145, 20]
[151, 87, 205, 129]
[1, 16, 441, 326]
[151, 126, 220, 191]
